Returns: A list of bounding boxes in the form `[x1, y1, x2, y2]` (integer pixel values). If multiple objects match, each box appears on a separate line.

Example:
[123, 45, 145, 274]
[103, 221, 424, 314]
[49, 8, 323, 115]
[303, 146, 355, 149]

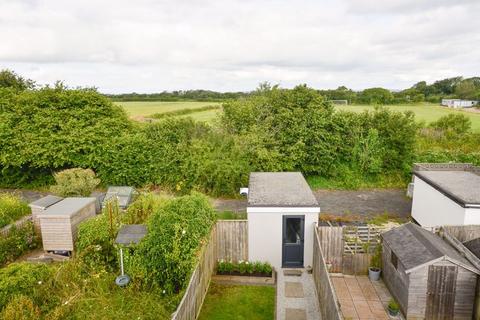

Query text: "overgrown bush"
[0, 193, 30, 228]
[134, 193, 216, 293]
[122, 193, 167, 225]
[217, 260, 273, 275]
[0, 221, 39, 266]
[430, 113, 472, 135]
[76, 201, 121, 270]
[50, 168, 100, 197]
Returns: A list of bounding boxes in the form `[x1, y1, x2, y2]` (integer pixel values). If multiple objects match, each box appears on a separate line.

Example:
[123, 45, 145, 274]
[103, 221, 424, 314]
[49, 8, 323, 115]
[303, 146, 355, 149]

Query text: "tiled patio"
[331, 275, 403, 320]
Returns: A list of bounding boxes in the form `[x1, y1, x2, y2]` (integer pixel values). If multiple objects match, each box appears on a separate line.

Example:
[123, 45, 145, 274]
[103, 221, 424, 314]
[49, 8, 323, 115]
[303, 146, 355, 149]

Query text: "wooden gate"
[425, 265, 457, 320]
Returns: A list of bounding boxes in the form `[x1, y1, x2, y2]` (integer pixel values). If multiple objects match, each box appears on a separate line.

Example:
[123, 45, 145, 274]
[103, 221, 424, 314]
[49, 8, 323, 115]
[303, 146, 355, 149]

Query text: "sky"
[0, 0, 479, 93]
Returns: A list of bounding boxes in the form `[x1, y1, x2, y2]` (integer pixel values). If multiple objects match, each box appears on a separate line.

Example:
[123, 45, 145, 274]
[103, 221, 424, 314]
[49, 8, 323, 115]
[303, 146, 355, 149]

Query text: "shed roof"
[115, 224, 147, 245]
[382, 223, 478, 274]
[43, 197, 96, 217]
[29, 195, 63, 209]
[247, 172, 319, 207]
[103, 186, 135, 208]
[464, 238, 480, 258]
[413, 164, 480, 207]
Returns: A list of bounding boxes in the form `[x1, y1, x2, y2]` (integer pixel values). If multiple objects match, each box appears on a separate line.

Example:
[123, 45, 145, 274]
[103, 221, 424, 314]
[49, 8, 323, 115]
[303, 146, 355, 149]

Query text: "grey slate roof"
[414, 169, 480, 207]
[103, 186, 136, 209]
[29, 195, 63, 209]
[43, 197, 96, 217]
[382, 223, 476, 273]
[247, 172, 319, 207]
[115, 224, 147, 245]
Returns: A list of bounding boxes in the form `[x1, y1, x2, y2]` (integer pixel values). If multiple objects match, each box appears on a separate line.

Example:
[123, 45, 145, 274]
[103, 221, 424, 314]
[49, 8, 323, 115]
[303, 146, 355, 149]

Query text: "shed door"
[282, 216, 304, 268]
[425, 265, 457, 320]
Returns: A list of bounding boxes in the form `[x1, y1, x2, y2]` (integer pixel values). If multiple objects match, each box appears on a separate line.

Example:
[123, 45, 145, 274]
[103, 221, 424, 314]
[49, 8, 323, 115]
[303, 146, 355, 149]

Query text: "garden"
[0, 191, 217, 319]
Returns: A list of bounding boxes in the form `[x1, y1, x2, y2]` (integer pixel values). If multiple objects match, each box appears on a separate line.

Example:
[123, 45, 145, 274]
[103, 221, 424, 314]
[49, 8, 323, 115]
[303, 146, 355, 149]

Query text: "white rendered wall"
[412, 176, 466, 227]
[247, 208, 319, 270]
[464, 208, 480, 224]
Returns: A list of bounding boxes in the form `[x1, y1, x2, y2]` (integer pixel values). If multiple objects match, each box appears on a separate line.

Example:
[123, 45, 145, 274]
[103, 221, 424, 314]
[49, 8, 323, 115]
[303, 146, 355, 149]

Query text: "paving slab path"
[276, 269, 321, 320]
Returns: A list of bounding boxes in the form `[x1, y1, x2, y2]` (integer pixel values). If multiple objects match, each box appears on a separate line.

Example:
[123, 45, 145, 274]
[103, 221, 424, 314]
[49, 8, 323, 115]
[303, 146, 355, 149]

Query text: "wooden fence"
[171, 220, 249, 320]
[317, 225, 380, 275]
[216, 220, 248, 262]
[0, 215, 33, 237]
[313, 226, 343, 320]
[172, 224, 218, 320]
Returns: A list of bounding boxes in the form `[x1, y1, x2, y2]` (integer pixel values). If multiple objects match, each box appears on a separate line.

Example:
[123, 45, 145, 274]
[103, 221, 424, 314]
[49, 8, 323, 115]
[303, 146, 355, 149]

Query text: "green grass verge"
[336, 103, 480, 132]
[216, 211, 247, 220]
[198, 283, 275, 320]
[307, 173, 407, 190]
[117, 101, 221, 117]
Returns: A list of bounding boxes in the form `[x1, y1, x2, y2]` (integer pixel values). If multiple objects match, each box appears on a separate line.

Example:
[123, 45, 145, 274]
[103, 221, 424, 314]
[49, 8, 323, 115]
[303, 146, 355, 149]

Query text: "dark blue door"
[282, 216, 304, 268]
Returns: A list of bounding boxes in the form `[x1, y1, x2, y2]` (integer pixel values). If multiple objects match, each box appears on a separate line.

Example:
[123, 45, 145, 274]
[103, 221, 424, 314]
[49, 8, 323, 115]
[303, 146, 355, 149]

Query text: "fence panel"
[317, 226, 343, 273]
[216, 220, 248, 262]
[172, 225, 217, 320]
[313, 226, 343, 320]
[0, 215, 32, 237]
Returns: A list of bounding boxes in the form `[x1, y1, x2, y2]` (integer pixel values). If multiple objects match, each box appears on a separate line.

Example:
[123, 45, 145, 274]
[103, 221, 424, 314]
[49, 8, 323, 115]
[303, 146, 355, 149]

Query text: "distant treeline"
[105, 90, 252, 102]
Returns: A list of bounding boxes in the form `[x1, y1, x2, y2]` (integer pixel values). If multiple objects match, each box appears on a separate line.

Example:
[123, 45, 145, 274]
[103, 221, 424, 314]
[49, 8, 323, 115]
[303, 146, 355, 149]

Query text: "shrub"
[122, 193, 168, 225]
[76, 201, 121, 270]
[430, 113, 472, 135]
[50, 168, 100, 197]
[0, 193, 30, 228]
[216, 260, 273, 275]
[0, 263, 52, 311]
[135, 193, 216, 293]
[0, 221, 40, 266]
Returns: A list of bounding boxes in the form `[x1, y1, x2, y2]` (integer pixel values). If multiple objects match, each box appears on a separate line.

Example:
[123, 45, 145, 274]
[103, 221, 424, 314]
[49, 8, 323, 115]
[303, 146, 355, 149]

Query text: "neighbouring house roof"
[247, 172, 319, 207]
[464, 238, 480, 258]
[29, 195, 64, 209]
[115, 224, 147, 246]
[103, 186, 136, 209]
[413, 163, 480, 207]
[43, 197, 96, 217]
[382, 223, 479, 274]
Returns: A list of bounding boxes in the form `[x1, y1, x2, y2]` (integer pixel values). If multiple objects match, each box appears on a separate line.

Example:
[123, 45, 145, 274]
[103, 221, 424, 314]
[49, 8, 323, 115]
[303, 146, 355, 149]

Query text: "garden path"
[276, 269, 321, 320]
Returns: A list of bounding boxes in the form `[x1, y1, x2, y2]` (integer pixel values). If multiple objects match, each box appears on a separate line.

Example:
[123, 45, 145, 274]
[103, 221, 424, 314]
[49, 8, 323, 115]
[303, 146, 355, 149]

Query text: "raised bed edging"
[211, 269, 276, 286]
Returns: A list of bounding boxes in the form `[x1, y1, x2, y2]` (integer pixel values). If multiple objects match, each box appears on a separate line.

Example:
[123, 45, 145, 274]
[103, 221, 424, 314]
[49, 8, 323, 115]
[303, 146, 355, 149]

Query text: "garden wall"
[312, 226, 343, 320]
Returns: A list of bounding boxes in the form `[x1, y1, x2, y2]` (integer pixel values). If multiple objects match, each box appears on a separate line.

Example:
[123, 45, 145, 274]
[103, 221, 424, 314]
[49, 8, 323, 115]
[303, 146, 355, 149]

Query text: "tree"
[357, 88, 394, 104]
[0, 69, 35, 90]
[455, 80, 478, 100]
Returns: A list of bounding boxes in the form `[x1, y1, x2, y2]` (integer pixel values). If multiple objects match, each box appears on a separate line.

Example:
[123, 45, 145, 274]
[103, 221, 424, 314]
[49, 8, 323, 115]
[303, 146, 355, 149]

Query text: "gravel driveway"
[2, 188, 412, 218]
[213, 189, 411, 218]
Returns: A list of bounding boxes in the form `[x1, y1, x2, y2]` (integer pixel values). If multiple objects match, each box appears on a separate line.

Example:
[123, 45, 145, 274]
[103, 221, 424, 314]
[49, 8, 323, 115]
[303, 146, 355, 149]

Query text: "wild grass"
[216, 210, 247, 220]
[0, 193, 30, 228]
[307, 172, 407, 190]
[117, 101, 221, 117]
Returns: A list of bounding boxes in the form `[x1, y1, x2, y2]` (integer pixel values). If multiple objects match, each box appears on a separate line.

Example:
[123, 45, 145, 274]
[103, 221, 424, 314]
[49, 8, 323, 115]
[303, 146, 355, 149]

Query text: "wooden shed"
[382, 223, 479, 319]
[28, 195, 63, 229]
[40, 197, 96, 252]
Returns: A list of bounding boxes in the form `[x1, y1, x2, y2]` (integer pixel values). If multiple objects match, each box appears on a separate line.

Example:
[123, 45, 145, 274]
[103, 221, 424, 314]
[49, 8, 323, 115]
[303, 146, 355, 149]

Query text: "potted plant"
[387, 299, 400, 316]
[368, 242, 382, 281]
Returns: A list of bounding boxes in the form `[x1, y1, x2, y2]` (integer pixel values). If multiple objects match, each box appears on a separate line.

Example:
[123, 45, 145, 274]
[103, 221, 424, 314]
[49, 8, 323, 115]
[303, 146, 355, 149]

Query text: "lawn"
[198, 283, 275, 320]
[116, 101, 221, 117]
[336, 103, 480, 132]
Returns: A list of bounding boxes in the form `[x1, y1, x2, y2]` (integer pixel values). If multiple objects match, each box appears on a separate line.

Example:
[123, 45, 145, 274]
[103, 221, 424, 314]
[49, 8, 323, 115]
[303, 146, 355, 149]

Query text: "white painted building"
[246, 172, 320, 270]
[441, 99, 478, 108]
[411, 163, 480, 228]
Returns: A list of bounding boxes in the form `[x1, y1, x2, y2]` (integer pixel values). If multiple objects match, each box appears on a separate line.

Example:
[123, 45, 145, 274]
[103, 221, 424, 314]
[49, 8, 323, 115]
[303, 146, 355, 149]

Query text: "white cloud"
[0, 0, 479, 92]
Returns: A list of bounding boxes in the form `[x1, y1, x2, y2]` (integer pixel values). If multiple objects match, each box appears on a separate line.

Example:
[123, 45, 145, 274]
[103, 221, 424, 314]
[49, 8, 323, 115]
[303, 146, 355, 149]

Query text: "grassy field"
[336, 103, 480, 132]
[116, 101, 221, 117]
[198, 283, 275, 320]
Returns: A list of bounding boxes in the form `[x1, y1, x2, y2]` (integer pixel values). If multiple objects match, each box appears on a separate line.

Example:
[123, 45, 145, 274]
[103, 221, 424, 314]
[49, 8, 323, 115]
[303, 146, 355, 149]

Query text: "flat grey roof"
[248, 172, 319, 207]
[43, 197, 96, 217]
[382, 223, 476, 273]
[103, 186, 135, 208]
[115, 224, 147, 245]
[414, 170, 480, 207]
[29, 195, 63, 209]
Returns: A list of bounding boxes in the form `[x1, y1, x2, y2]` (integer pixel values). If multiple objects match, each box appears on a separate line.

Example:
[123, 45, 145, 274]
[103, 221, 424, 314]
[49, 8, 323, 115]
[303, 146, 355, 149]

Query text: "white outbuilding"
[441, 99, 478, 108]
[411, 163, 480, 228]
[247, 172, 320, 270]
